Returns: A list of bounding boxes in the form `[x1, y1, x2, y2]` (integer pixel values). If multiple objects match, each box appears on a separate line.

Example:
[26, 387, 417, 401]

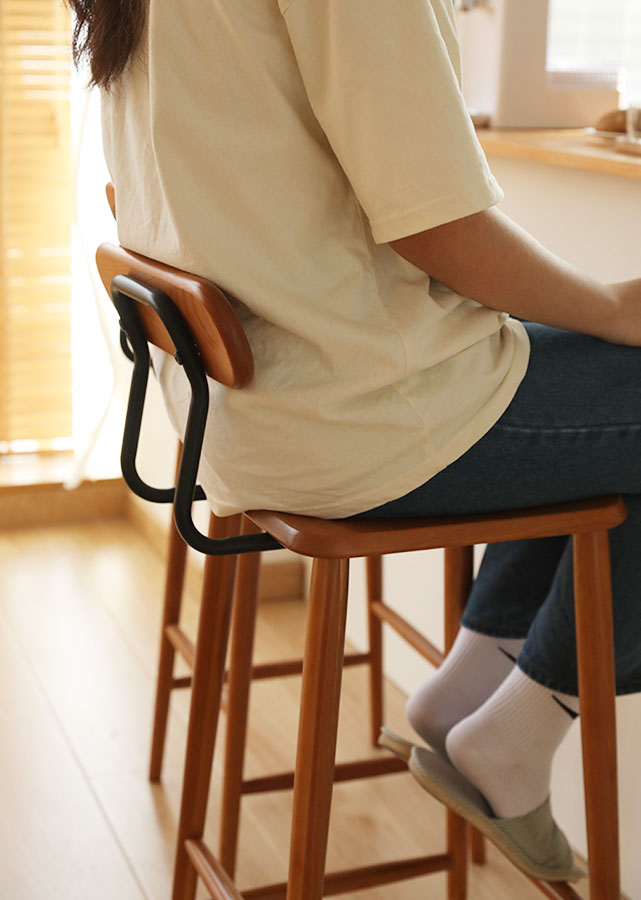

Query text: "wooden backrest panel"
[95, 241, 254, 388]
[106, 182, 116, 218]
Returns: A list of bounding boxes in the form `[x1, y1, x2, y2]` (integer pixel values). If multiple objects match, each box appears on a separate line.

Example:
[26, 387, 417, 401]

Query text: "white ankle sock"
[406, 626, 525, 755]
[445, 666, 580, 818]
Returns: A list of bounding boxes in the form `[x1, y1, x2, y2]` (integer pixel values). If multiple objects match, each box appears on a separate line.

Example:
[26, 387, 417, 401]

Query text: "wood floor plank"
[0, 527, 187, 779]
[0, 616, 147, 900]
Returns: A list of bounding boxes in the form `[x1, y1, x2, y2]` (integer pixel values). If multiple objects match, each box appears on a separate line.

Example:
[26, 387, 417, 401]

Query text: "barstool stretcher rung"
[165, 624, 195, 669]
[241, 755, 407, 794]
[244, 651, 371, 681]
[370, 600, 445, 667]
[163, 640, 369, 689]
[184, 840, 244, 900]
[241, 854, 454, 899]
[216, 660, 378, 716]
[526, 876, 583, 900]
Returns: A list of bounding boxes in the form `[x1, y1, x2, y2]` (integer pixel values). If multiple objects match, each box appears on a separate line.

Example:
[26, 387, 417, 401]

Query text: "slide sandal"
[377, 726, 417, 761]
[408, 745, 586, 883]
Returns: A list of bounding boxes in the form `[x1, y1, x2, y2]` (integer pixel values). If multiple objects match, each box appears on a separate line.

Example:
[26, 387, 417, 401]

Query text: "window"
[548, 0, 641, 102]
[0, 0, 73, 454]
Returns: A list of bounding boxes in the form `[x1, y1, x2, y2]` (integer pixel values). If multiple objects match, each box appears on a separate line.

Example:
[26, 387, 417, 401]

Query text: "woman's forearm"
[389, 207, 626, 344]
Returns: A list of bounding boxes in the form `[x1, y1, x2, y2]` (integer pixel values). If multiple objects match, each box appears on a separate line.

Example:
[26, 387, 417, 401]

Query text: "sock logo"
[498, 646, 579, 719]
[551, 695, 579, 720]
[497, 646, 518, 664]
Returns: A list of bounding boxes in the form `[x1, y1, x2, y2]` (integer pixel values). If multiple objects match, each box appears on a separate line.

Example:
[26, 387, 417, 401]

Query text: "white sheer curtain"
[67, 74, 124, 487]
[548, 0, 641, 102]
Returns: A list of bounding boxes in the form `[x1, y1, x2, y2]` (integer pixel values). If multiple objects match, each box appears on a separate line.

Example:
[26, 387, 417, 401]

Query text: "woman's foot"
[445, 666, 580, 817]
[406, 626, 525, 756]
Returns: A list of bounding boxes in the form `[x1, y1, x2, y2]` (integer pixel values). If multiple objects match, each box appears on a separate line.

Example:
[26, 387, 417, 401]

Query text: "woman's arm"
[389, 207, 638, 346]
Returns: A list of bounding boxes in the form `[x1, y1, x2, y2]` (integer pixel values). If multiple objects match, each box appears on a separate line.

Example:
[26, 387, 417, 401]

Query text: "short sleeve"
[279, 0, 503, 244]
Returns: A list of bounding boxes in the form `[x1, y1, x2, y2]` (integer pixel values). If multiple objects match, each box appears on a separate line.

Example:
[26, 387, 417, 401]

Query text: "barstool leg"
[286, 557, 350, 900]
[149, 444, 188, 783]
[444, 546, 473, 899]
[573, 529, 620, 900]
[469, 823, 486, 866]
[171, 513, 242, 900]
[219, 517, 263, 877]
[366, 555, 384, 747]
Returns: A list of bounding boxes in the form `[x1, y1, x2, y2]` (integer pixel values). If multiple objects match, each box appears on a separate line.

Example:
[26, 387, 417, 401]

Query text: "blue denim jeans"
[355, 319, 641, 697]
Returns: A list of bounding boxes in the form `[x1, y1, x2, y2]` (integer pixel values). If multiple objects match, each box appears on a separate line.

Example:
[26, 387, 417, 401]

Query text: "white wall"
[342, 155, 641, 898]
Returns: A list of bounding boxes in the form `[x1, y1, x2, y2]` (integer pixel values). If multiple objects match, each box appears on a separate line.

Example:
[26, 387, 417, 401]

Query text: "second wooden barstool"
[148, 479, 485, 879]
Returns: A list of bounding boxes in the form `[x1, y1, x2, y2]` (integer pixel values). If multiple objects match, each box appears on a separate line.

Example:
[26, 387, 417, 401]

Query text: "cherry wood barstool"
[97, 238, 624, 900]
[104, 182, 487, 877]
[105, 183, 386, 788]
[151, 500, 489, 878]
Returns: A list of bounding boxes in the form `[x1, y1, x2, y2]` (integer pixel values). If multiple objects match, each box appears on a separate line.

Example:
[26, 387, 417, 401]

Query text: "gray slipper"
[408, 746, 586, 883]
[378, 727, 417, 761]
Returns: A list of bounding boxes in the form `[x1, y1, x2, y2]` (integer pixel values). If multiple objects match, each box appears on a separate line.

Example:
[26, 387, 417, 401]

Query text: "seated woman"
[68, 0, 641, 880]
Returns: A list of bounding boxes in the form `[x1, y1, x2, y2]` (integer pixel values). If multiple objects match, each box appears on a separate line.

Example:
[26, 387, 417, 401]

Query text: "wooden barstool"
[104, 182, 486, 876]
[147, 495, 410, 877]
[105, 179, 388, 800]
[148, 497, 487, 877]
[97, 239, 623, 900]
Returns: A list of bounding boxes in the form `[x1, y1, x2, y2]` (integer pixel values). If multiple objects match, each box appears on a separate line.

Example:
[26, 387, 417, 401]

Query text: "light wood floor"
[0, 519, 591, 900]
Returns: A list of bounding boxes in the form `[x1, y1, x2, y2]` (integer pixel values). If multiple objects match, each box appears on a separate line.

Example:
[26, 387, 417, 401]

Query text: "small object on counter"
[594, 108, 641, 134]
[614, 137, 641, 157]
[595, 109, 627, 133]
[586, 107, 641, 152]
[584, 127, 621, 145]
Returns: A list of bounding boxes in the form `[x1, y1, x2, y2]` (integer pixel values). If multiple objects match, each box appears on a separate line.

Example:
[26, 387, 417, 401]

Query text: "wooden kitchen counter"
[478, 128, 641, 180]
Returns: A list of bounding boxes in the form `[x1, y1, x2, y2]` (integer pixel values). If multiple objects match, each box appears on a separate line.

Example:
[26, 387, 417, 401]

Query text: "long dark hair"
[66, 0, 148, 89]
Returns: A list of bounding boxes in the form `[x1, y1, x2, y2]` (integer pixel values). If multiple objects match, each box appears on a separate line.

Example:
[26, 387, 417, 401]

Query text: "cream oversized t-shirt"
[101, 0, 530, 518]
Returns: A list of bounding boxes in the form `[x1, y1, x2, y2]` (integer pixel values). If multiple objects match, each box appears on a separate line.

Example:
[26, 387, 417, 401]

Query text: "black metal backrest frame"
[111, 273, 283, 557]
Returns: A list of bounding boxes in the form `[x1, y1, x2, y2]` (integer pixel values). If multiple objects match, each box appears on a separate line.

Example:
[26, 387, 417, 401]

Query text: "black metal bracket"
[111, 274, 283, 557]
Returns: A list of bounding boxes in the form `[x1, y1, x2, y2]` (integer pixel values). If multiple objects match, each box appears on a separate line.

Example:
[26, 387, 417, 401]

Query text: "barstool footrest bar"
[527, 876, 583, 900]
[164, 645, 370, 688]
[165, 624, 195, 669]
[241, 853, 452, 899]
[244, 651, 371, 682]
[185, 839, 244, 900]
[242, 755, 407, 795]
[370, 601, 444, 667]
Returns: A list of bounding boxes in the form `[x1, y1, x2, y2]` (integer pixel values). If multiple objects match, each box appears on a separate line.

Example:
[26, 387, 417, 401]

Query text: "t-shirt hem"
[339, 318, 531, 519]
[431, 317, 531, 473]
[210, 450, 442, 520]
[210, 320, 531, 521]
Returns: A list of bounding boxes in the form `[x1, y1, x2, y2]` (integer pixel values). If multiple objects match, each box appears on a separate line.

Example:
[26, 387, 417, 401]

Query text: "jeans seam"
[496, 422, 641, 435]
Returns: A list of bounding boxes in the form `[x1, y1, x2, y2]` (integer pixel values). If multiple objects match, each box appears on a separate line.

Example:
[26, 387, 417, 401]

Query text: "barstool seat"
[248, 498, 621, 556]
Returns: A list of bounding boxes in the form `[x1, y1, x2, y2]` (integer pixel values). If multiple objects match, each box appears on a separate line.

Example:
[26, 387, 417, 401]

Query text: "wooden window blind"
[0, 0, 73, 454]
